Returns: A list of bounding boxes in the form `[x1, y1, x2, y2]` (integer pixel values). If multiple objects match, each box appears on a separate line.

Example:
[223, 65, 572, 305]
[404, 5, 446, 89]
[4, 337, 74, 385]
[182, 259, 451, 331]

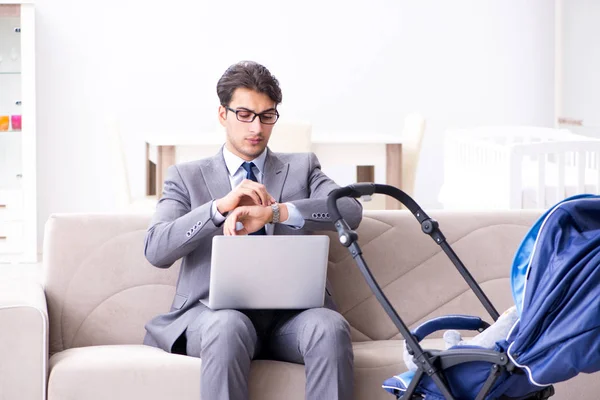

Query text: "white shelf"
[0, 131, 21, 137]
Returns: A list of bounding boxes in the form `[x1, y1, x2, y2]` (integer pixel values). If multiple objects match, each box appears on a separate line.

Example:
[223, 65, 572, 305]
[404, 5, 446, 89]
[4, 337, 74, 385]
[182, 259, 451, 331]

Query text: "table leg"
[156, 145, 176, 199]
[385, 143, 403, 210]
[356, 165, 375, 183]
[145, 142, 156, 196]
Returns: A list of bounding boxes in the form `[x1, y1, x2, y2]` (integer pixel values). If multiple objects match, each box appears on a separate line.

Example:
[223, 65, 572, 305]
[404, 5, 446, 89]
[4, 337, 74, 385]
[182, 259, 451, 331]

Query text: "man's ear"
[218, 105, 227, 127]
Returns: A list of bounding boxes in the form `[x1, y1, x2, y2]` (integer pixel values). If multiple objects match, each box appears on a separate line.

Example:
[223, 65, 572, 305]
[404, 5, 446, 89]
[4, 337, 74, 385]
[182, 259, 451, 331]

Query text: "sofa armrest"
[0, 278, 48, 400]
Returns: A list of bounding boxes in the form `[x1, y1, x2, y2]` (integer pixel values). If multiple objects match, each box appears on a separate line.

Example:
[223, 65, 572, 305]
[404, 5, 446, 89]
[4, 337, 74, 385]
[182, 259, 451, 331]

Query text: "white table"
[145, 132, 404, 209]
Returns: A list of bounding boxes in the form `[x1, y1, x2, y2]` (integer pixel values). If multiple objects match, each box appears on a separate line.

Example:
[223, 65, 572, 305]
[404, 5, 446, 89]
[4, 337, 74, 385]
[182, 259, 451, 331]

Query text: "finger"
[241, 188, 262, 205]
[241, 181, 273, 204]
[232, 211, 243, 236]
[237, 225, 248, 235]
[223, 216, 232, 236]
[240, 182, 267, 205]
[239, 179, 262, 191]
[227, 218, 236, 236]
[255, 186, 275, 206]
[225, 216, 236, 236]
[232, 208, 251, 235]
[236, 179, 250, 189]
[224, 209, 240, 236]
[223, 222, 230, 236]
[251, 186, 270, 207]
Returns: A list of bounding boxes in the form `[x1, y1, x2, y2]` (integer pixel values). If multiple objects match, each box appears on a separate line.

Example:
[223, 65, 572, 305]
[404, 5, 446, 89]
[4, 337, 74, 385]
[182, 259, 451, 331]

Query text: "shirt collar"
[222, 146, 268, 177]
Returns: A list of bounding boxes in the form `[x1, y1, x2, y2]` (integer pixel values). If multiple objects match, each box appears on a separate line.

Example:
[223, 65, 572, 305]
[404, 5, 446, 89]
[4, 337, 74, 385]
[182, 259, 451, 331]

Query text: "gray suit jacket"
[143, 148, 362, 353]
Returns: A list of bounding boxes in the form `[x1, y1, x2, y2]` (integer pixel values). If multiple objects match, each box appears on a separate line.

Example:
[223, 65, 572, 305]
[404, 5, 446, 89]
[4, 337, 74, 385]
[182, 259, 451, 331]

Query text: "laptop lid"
[204, 235, 330, 310]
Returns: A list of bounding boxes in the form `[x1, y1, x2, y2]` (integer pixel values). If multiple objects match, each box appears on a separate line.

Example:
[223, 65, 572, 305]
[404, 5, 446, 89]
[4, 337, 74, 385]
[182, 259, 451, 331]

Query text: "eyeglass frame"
[225, 106, 280, 125]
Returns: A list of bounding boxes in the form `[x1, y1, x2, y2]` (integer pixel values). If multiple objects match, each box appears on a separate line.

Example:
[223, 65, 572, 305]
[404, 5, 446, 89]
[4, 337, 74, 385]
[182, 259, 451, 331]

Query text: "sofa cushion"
[47, 339, 447, 400]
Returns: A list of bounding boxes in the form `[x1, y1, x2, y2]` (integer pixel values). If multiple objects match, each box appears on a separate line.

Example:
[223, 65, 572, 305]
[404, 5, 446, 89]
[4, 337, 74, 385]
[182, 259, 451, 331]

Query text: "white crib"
[440, 127, 600, 209]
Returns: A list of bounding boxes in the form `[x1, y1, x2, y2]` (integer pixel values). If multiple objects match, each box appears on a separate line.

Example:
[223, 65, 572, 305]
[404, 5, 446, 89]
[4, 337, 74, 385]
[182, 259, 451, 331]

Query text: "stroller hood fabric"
[510, 194, 594, 315]
[508, 195, 600, 386]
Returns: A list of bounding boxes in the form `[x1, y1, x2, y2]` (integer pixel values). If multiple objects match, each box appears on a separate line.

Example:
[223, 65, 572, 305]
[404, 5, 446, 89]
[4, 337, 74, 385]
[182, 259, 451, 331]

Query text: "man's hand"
[223, 205, 273, 236]
[215, 179, 276, 215]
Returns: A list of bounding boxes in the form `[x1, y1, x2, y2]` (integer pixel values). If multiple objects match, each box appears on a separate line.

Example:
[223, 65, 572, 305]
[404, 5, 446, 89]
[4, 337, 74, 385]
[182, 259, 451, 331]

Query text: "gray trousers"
[185, 306, 354, 400]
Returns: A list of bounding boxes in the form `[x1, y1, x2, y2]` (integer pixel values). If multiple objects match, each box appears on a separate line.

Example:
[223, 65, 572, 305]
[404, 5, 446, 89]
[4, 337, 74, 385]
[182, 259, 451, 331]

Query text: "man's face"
[219, 88, 277, 161]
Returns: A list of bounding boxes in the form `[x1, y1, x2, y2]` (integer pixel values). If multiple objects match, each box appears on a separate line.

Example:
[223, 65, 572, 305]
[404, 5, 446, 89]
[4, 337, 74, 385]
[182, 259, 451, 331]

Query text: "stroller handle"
[327, 183, 501, 323]
[327, 183, 423, 223]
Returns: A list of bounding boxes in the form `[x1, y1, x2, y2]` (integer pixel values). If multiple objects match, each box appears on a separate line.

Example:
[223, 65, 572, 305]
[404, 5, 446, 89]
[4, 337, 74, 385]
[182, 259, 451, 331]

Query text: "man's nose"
[249, 116, 262, 133]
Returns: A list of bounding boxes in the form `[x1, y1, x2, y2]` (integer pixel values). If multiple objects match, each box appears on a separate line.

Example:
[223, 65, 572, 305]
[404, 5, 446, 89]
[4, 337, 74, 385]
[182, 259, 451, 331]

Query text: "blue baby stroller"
[328, 185, 600, 399]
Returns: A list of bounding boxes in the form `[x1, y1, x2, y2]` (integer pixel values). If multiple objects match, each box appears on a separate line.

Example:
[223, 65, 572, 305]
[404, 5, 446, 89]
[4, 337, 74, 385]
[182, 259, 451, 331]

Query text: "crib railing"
[442, 127, 600, 209]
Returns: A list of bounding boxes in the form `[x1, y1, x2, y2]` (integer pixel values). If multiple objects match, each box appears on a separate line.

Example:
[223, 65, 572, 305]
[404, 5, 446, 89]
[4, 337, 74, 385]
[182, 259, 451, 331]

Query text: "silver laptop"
[201, 235, 330, 310]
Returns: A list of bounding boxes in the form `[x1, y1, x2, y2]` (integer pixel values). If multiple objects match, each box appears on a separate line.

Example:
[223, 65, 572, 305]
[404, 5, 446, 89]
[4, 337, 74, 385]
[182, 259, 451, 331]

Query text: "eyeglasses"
[226, 107, 280, 125]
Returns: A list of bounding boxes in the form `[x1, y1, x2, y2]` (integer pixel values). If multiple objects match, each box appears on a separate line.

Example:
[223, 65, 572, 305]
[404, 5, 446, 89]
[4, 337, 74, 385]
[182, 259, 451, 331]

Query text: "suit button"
[312, 213, 317, 218]
[325, 213, 330, 218]
[186, 232, 191, 237]
[318, 213, 323, 218]
[197, 221, 203, 226]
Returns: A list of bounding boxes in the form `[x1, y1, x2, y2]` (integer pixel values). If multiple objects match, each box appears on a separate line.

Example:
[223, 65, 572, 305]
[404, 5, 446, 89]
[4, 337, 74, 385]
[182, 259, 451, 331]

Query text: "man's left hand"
[223, 205, 272, 236]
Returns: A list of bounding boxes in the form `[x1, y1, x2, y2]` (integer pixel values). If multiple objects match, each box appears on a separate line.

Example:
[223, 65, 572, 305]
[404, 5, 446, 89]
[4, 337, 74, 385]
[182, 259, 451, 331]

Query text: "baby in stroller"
[403, 307, 519, 373]
[328, 185, 600, 400]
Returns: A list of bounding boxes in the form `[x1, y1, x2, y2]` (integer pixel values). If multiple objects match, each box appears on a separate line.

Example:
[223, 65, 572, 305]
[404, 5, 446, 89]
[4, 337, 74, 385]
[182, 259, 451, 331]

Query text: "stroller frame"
[327, 183, 555, 400]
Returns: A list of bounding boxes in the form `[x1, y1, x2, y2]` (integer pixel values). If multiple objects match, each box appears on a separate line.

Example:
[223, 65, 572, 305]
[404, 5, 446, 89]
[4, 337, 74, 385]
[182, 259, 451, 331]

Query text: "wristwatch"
[271, 203, 280, 224]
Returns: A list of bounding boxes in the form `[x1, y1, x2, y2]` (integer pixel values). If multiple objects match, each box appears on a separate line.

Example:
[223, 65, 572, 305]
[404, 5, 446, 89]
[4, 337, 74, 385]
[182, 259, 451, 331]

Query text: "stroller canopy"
[508, 195, 600, 386]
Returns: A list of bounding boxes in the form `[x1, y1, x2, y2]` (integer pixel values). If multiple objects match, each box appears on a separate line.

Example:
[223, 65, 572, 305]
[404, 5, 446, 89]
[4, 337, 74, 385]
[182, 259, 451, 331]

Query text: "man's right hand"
[215, 179, 276, 215]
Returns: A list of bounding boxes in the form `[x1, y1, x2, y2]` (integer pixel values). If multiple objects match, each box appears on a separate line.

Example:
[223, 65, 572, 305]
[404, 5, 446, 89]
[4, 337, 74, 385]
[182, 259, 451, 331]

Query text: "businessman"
[143, 60, 362, 400]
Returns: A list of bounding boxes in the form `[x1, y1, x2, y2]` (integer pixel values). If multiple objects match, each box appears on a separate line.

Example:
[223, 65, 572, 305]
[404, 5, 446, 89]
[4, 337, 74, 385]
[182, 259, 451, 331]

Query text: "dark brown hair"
[217, 61, 283, 107]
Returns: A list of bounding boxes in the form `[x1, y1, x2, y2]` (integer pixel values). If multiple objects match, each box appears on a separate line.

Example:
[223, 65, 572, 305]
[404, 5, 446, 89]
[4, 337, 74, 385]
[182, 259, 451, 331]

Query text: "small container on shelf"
[0, 115, 9, 131]
[11, 115, 21, 131]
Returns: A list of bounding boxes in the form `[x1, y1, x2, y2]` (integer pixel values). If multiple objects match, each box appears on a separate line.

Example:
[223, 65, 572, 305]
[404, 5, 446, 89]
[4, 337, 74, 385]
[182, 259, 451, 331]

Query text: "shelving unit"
[0, 2, 36, 263]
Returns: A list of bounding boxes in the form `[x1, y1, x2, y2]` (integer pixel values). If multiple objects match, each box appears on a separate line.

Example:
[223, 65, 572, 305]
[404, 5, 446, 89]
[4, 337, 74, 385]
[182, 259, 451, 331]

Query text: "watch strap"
[271, 203, 280, 224]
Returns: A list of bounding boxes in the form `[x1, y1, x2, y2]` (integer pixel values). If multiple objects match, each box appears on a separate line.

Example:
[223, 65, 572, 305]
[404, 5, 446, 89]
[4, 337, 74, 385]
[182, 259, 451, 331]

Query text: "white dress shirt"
[210, 147, 304, 231]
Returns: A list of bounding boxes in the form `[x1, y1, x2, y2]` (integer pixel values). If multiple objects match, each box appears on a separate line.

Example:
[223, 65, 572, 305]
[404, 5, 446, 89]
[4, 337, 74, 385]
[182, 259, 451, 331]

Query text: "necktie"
[242, 162, 266, 235]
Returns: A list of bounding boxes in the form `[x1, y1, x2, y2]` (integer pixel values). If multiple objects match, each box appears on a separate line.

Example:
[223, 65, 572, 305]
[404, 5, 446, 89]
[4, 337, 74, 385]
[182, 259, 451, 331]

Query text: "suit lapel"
[263, 149, 289, 235]
[263, 149, 289, 202]
[200, 149, 232, 200]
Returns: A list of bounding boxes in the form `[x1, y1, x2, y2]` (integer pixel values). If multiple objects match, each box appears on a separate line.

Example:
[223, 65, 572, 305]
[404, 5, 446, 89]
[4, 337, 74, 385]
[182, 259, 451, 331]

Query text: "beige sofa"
[3, 210, 600, 400]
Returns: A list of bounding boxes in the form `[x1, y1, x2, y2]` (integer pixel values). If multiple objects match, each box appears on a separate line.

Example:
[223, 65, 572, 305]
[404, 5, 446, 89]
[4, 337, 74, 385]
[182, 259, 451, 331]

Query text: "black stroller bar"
[327, 183, 500, 321]
[327, 183, 511, 400]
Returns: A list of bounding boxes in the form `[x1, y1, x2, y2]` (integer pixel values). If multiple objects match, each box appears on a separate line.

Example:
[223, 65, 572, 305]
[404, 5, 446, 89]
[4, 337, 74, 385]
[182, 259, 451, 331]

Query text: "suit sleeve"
[144, 165, 221, 268]
[288, 153, 362, 231]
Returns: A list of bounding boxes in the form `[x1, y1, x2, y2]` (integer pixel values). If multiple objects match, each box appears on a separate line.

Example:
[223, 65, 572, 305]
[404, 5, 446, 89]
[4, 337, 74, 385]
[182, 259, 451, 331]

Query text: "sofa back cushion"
[43, 214, 178, 354]
[43, 210, 539, 354]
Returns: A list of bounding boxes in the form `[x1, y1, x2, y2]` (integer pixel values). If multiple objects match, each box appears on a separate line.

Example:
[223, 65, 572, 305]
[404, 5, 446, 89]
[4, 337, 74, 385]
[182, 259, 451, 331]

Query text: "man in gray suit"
[143, 60, 362, 400]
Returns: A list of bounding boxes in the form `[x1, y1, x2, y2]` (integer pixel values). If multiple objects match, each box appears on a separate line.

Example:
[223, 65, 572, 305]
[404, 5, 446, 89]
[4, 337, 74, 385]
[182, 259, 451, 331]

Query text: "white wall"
[559, 0, 600, 136]
[35, 0, 555, 249]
